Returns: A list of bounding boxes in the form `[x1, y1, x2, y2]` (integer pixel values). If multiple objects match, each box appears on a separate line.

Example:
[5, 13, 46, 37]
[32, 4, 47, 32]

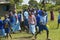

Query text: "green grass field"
[0, 11, 60, 40]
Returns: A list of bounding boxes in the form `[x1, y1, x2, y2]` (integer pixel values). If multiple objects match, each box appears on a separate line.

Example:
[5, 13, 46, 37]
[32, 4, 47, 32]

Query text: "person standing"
[50, 9, 54, 21]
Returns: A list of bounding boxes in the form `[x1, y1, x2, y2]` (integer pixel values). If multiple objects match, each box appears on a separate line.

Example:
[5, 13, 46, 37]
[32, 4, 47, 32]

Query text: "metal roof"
[0, 1, 10, 4]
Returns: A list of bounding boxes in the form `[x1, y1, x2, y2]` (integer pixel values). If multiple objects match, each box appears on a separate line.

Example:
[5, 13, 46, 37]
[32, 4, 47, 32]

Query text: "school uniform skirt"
[15, 22, 21, 31]
[29, 24, 36, 34]
[10, 22, 21, 32]
[0, 29, 5, 36]
[39, 25, 48, 32]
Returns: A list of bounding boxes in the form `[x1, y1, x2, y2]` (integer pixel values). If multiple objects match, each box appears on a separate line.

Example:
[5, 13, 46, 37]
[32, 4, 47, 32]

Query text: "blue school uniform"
[36, 14, 40, 27]
[14, 14, 21, 31]
[9, 15, 21, 32]
[0, 20, 5, 36]
[58, 14, 60, 23]
[3, 18, 10, 33]
[37, 10, 43, 16]
[18, 13, 21, 22]
[9, 15, 16, 32]
[39, 15, 48, 32]
[24, 11, 29, 26]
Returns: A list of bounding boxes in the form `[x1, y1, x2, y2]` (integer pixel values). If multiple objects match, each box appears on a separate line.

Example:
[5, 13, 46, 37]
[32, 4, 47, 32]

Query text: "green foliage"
[10, 0, 23, 4]
[56, 0, 60, 5]
[22, 5, 28, 10]
[28, 0, 38, 7]
[54, 5, 60, 11]
[10, 0, 15, 4]
[46, 4, 55, 10]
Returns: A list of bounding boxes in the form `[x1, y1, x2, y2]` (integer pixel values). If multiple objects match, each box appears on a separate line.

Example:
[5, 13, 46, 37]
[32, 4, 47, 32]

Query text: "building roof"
[0, 0, 10, 4]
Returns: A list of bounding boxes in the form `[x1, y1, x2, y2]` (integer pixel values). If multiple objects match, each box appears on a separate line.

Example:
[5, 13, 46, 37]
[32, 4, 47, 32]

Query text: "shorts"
[58, 19, 60, 23]
[36, 22, 40, 27]
[5, 28, 10, 33]
[39, 25, 48, 32]
[24, 19, 29, 26]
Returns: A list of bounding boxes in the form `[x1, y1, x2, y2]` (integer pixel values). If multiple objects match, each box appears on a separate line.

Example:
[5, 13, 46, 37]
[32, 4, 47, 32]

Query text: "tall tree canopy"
[28, 0, 38, 7]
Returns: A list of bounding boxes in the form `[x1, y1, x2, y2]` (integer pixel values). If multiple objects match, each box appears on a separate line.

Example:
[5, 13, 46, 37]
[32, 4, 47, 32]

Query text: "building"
[0, 0, 14, 16]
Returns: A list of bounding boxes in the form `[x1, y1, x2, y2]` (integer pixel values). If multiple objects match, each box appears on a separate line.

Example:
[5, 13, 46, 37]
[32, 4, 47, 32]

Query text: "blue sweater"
[0, 20, 3, 29]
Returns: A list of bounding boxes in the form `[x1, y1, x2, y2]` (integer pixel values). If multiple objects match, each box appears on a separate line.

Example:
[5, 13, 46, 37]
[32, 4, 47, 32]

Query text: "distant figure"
[50, 9, 54, 21]
[57, 9, 60, 29]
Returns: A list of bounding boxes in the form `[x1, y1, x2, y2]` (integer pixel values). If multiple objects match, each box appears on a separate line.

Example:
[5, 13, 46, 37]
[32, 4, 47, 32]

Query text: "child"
[57, 9, 60, 29]
[0, 17, 5, 37]
[28, 11, 36, 39]
[35, 10, 50, 40]
[50, 8, 54, 21]
[3, 15, 12, 38]
[23, 9, 29, 32]
[35, 13, 40, 32]
[13, 10, 21, 32]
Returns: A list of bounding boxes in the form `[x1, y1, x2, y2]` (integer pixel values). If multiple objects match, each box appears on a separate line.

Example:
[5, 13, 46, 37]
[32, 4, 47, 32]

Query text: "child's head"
[29, 11, 32, 16]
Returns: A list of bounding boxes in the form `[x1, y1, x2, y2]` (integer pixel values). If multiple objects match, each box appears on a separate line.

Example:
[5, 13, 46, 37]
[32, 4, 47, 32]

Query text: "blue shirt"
[0, 20, 3, 29]
[58, 14, 60, 19]
[37, 10, 43, 16]
[18, 13, 21, 22]
[40, 15, 48, 25]
[3, 18, 10, 28]
[36, 14, 40, 23]
[9, 16, 16, 24]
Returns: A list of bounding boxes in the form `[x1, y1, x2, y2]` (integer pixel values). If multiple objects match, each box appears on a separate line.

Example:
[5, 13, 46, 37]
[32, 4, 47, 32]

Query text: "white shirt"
[40, 15, 47, 25]
[24, 11, 29, 19]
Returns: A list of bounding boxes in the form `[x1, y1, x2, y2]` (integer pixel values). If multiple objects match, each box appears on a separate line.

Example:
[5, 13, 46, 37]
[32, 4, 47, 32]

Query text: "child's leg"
[35, 25, 42, 38]
[9, 33, 12, 39]
[6, 33, 8, 38]
[44, 25, 50, 40]
[35, 31, 40, 38]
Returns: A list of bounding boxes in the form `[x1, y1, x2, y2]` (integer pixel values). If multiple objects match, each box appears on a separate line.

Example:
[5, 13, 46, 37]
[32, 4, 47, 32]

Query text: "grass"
[0, 11, 60, 40]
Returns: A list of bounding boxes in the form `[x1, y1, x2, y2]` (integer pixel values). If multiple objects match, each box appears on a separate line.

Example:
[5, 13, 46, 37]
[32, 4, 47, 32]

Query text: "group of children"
[0, 7, 60, 40]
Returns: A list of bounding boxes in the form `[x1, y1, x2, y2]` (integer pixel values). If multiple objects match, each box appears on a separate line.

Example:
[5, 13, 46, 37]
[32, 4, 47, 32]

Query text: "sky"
[22, 0, 40, 5]
[22, 0, 56, 5]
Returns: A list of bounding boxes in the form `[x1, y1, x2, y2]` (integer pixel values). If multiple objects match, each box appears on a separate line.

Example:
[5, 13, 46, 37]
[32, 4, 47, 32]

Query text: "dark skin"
[4, 16, 12, 39]
[35, 12, 50, 40]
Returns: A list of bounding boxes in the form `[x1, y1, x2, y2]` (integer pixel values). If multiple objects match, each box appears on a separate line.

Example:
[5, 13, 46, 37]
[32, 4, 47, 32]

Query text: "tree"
[10, 0, 23, 9]
[56, 0, 60, 5]
[41, 0, 46, 9]
[28, 0, 38, 7]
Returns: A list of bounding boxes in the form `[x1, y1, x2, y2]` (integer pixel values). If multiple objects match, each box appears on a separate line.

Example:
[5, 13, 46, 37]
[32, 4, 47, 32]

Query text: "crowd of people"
[0, 7, 60, 40]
